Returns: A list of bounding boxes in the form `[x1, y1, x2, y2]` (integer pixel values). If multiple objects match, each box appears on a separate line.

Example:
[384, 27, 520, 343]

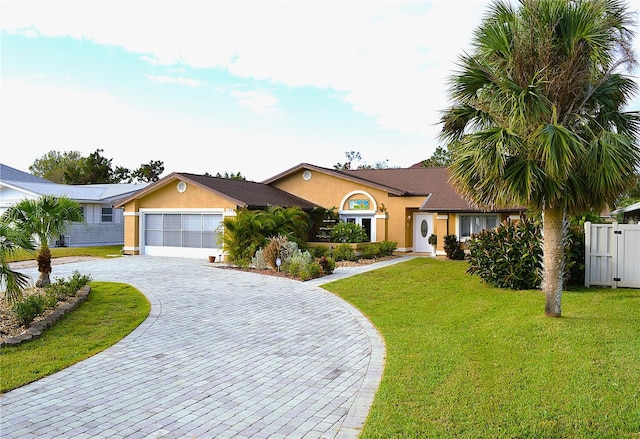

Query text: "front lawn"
[5, 245, 123, 262]
[1, 282, 150, 393]
[323, 258, 640, 438]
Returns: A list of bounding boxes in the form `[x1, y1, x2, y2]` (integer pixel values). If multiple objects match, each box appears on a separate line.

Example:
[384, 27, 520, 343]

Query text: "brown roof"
[115, 172, 319, 210]
[265, 163, 523, 213]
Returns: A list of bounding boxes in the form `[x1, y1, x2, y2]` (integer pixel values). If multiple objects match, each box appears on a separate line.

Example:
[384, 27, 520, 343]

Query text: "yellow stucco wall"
[120, 178, 239, 254]
[271, 169, 428, 250]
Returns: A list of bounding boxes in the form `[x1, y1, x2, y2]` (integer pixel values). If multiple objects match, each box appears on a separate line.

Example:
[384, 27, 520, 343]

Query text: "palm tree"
[2, 195, 84, 287]
[0, 220, 35, 303]
[440, 0, 639, 316]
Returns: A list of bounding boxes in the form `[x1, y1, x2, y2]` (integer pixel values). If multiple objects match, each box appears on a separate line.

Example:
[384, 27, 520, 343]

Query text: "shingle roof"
[0, 164, 54, 184]
[116, 173, 319, 210]
[265, 163, 523, 213]
[1, 163, 148, 204]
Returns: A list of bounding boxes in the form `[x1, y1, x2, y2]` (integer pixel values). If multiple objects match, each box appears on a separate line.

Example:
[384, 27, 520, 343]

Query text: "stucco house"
[0, 163, 148, 247]
[117, 164, 524, 259]
[115, 172, 318, 258]
[265, 163, 524, 256]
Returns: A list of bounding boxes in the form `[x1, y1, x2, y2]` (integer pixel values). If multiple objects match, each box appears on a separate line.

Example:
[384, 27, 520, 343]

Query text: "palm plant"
[0, 220, 35, 303]
[440, 0, 639, 316]
[1, 195, 84, 287]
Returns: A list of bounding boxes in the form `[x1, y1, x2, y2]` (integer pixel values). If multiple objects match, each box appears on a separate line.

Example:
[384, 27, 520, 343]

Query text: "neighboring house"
[0, 163, 148, 247]
[115, 172, 318, 258]
[611, 201, 640, 224]
[265, 163, 524, 256]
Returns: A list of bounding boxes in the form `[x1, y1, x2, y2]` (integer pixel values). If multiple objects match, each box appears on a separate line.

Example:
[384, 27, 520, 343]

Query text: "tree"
[0, 220, 35, 303]
[1, 196, 84, 287]
[334, 151, 392, 170]
[421, 146, 452, 167]
[131, 160, 165, 183]
[440, 0, 640, 316]
[210, 171, 246, 181]
[29, 150, 84, 183]
[64, 149, 115, 184]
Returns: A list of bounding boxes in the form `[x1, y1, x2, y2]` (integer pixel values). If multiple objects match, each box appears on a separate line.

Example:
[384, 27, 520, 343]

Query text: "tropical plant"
[1, 196, 84, 287]
[440, 0, 640, 316]
[0, 220, 35, 303]
[443, 234, 465, 260]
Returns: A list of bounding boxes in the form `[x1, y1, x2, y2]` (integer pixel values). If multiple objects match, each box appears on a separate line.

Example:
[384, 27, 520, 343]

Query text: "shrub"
[443, 234, 465, 260]
[251, 249, 269, 270]
[330, 222, 368, 243]
[311, 245, 330, 258]
[298, 261, 321, 281]
[361, 243, 382, 259]
[332, 243, 357, 261]
[13, 294, 46, 326]
[467, 218, 543, 290]
[380, 241, 397, 256]
[318, 256, 335, 274]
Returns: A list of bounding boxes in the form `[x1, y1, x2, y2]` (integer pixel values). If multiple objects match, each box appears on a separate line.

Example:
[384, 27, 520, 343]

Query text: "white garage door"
[143, 213, 223, 257]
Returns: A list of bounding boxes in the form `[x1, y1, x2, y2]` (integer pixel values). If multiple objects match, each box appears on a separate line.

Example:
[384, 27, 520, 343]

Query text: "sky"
[2, 1, 639, 183]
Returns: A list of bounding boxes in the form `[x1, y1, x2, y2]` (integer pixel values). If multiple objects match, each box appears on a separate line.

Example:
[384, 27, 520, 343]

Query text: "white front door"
[414, 213, 434, 254]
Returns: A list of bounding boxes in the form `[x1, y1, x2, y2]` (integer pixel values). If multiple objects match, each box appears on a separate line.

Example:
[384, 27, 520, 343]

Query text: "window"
[76, 206, 85, 222]
[144, 213, 222, 248]
[101, 207, 113, 223]
[460, 214, 499, 239]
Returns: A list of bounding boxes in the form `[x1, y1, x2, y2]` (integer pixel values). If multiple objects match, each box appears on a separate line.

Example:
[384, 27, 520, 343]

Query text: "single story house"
[264, 163, 524, 256]
[115, 172, 318, 258]
[611, 201, 640, 224]
[117, 164, 524, 259]
[0, 163, 148, 247]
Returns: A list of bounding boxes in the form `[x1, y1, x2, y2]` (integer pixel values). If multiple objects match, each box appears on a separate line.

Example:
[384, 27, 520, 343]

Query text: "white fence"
[584, 222, 640, 288]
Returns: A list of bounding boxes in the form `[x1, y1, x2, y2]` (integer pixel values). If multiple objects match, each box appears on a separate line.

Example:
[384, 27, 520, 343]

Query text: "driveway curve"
[0, 256, 392, 439]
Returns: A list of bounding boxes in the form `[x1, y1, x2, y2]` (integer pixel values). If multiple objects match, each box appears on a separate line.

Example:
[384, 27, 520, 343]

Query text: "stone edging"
[0, 286, 91, 348]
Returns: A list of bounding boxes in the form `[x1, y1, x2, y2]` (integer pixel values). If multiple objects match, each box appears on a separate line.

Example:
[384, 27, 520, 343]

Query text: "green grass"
[0, 281, 150, 393]
[323, 258, 640, 438]
[6, 245, 123, 262]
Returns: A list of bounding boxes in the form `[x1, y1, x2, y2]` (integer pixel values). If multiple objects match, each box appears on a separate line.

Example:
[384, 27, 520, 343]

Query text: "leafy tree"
[64, 149, 115, 184]
[30, 149, 164, 184]
[334, 151, 392, 170]
[209, 171, 246, 181]
[132, 160, 165, 183]
[29, 150, 84, 183]
[1, 196, 83, 287]
[0, 220, 35, 303]
[440, 0, 640, 316]
[421, 146, 452, 167]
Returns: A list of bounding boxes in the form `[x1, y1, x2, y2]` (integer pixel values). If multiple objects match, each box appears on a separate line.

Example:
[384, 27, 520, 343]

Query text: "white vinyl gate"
[584, 222, 640, 288]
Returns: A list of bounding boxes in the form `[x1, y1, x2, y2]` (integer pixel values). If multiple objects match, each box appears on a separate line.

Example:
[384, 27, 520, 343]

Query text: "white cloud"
[0, 0, 490, 142]
[145, 74, 200, 87]
[231, 90, 280, 115]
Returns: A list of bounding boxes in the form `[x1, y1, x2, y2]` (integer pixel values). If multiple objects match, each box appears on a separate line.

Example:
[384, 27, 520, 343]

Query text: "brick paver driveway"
[0, 256, 389, 439]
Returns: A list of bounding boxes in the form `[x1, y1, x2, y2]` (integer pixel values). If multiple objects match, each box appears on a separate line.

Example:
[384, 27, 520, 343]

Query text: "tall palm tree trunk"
[543, 207, 565, 317]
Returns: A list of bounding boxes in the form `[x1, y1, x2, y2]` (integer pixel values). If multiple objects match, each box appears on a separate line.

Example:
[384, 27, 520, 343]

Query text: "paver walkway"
[1, 256, 412, 438]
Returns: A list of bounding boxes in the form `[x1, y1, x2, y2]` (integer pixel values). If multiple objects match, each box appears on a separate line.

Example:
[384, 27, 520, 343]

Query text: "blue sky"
[2, 1, 639, 182]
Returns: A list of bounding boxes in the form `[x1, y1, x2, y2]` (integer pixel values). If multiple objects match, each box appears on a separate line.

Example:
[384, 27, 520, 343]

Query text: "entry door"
[414, 213, 434, 254]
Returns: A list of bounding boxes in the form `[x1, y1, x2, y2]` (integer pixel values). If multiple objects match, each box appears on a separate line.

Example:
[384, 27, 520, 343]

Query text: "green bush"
[13, 294, 46, 326]
[443, 234, 465, 260]
[330, 222, 368, 243]
[298, 261, 322, 281]
[45, 270, 92, 300]
[361, 243, 382, 259]
[332, 243, 357, 261]
[467, 219, 543, 290]
[311, 245, 330, 258]
[380, 241, 397, 256]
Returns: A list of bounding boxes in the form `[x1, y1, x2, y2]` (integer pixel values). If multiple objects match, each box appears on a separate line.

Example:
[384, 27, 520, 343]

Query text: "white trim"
[374, 213, 388, 219]
[123, 211, 140, 217]
[339, 190, 377, 212]
[139, 208, 225, 213]
[436, 215, 449, 220]
[123, 246, 139, 252]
